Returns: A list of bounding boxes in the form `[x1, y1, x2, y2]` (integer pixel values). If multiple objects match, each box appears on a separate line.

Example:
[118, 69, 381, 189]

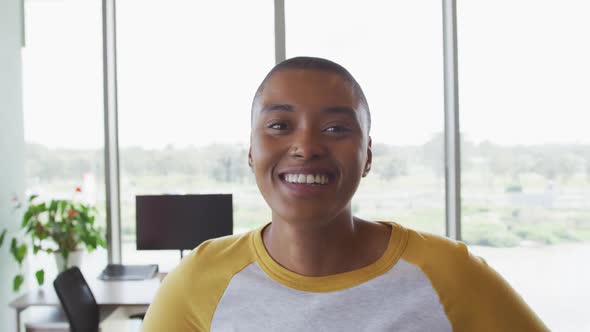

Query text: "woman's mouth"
[277, 170, 335, 197]
[281, 173, 330, 185]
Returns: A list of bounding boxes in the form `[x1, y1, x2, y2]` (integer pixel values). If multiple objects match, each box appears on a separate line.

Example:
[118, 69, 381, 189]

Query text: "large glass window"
[286, 0, 445, 234]
[458, 1, 590, 330]
[116, 0, 274, 269]
[22, 0, 106, 282]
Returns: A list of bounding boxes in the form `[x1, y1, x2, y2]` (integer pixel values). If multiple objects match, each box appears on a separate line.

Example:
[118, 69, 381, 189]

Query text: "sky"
[21, 0, 590, 149]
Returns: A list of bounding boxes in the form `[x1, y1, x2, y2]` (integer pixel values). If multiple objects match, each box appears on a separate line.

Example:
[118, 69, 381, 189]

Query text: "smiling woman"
[249, 61, 371, 230]
[142, 57, 549, 332]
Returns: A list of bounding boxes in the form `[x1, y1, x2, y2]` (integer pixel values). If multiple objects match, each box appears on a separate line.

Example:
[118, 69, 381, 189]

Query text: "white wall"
[0, 0, 26, 330]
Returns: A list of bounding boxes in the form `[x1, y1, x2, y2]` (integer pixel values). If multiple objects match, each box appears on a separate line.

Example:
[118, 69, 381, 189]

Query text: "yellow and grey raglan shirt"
[142, 222, 548, 332]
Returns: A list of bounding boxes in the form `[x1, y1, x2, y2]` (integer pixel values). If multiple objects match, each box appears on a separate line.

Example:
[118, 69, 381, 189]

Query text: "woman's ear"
[248, 148, 253, 170]
[362, 137, 372, 177]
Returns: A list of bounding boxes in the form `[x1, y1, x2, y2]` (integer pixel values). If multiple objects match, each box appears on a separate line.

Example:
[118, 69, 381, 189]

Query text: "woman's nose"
[289, 129, 326, 160]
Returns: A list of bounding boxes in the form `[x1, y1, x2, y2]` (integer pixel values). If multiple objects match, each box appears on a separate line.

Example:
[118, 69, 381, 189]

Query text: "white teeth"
[283, 173, 329, 184]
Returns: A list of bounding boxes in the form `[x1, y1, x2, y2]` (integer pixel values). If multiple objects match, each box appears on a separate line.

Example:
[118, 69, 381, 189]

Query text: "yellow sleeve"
[141, 233, 255, 332]
[402, 228, 549, 332]
[141, 247, 206, 331]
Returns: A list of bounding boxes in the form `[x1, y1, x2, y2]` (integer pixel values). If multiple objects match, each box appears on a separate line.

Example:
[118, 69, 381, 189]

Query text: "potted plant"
[0, 188, 106, 292]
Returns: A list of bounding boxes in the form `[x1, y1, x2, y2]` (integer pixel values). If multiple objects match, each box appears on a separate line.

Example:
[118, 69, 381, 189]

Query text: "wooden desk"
[9, 276, 162, 332]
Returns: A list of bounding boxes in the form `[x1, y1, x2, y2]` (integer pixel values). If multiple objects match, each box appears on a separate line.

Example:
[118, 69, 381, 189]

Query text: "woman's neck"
[262, 214, 391, 277]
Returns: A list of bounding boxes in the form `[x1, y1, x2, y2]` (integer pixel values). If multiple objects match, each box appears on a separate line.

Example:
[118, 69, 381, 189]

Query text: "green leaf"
[49, 201, 58, 220]
[21, 209, 33, 228]
[14, 243, 27, 265]
[28, 194, 38, 202]
[59, 200, 67, 214]
[37, 202, 48, 213]
[0, 229, 6, 247]
[35, 269, 45, 285]
[13, 274, 24, 292]
[88, 237, 97, 248]
[97, 235, 107, 248]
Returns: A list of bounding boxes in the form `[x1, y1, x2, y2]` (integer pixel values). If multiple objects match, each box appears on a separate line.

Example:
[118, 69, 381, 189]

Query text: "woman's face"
[249, 69, 371, 227]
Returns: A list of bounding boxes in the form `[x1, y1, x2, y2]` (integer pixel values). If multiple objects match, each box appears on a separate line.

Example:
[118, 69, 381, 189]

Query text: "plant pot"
[55, 250, 84, 273]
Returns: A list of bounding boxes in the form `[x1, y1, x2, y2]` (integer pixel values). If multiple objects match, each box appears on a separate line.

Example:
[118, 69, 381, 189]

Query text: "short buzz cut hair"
[251, 56, 371, 134]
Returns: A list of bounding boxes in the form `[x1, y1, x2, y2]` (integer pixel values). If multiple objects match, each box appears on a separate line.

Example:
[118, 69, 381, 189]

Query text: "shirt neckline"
[251, 221, 409, 293]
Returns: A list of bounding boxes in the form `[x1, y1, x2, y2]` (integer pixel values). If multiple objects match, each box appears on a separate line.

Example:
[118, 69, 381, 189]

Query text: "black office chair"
[53, 267, 99, 332]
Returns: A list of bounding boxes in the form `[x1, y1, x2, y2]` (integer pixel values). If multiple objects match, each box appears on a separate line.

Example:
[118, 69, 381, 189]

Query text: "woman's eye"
[324, 126, 351, 133]
[267, 122, 288, 130]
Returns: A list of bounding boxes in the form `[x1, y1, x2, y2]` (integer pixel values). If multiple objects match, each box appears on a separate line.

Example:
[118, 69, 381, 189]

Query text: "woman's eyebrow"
[260, 104, 294, 113]
[260, 104, 357, 119]
[321, 106, 357, 119]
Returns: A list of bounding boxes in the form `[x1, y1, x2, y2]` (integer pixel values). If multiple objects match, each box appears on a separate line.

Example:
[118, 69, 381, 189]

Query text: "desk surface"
[9, 275, 162, 310]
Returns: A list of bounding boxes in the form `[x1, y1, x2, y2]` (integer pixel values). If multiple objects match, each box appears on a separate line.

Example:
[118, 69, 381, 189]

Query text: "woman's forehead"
[259, 69, 359, 108]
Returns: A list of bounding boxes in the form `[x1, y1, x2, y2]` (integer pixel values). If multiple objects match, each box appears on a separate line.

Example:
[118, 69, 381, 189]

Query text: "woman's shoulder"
[384, 222, 473, 267]
[142, 228, 260, 330]
[181, 228, 259, 274]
